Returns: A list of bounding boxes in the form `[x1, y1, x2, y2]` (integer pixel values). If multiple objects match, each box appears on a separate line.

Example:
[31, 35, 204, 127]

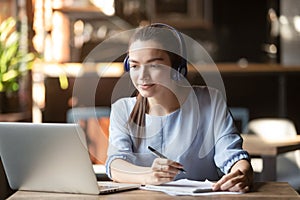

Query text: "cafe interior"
[1, 0, 300, 199]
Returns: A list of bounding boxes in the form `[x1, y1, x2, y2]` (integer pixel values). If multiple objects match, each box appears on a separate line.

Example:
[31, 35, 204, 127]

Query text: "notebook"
[141, 179, 241, 196]
[0, 122, 140, 195]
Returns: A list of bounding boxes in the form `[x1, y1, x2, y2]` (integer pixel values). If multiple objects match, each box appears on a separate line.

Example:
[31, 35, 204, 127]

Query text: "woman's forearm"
[110, 159, 152, 184]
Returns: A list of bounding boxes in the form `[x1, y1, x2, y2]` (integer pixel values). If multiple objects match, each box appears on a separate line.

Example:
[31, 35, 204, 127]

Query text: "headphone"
[123, 23, 187, 81]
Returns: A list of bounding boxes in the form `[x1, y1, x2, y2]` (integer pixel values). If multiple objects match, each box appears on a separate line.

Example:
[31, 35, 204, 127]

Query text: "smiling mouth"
[139, 83, 155, 90]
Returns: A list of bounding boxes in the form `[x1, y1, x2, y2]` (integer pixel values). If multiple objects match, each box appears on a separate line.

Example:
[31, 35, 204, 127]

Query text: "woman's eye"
[149, 64, 159, 68]
[130, 65, 137, 69]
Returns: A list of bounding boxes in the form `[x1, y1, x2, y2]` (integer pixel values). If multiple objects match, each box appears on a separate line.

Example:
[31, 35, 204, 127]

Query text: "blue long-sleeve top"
[106, 86, 250, 181]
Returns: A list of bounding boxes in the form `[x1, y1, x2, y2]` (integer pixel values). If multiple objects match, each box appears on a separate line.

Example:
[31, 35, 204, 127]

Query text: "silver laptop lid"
[0, 122, 100, 194]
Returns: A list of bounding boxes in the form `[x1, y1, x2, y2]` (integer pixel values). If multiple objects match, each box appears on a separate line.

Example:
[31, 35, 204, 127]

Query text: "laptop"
[0, 122, 140, 195]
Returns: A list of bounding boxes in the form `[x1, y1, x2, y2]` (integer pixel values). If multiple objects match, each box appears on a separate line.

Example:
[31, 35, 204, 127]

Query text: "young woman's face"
[128, 40, 173, 98]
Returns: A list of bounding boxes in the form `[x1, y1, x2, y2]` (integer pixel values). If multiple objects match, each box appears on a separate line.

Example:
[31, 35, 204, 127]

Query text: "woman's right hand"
[145, 158, 183, 185]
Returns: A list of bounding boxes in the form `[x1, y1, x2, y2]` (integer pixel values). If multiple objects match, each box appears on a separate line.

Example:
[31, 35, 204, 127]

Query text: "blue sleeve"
[211, 89, 250, 174]
[105, 99, 137, 178]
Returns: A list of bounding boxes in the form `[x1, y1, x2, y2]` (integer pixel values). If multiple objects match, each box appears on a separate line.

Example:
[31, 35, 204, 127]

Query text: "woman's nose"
[139, 65, 150, 80]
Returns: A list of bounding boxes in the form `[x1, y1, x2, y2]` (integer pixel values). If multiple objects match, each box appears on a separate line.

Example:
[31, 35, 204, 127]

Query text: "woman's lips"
[139, 84, 155, 90]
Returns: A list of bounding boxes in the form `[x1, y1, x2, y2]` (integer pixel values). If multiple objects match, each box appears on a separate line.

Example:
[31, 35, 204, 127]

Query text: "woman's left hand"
[212, 160, 253, 193]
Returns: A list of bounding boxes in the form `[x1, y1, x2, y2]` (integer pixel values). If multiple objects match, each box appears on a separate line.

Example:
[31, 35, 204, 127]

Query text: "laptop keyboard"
[98, 185, 118, 190]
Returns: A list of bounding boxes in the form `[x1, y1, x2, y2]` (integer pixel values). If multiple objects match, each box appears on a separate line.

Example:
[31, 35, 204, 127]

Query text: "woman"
[105, 24, 253, 192]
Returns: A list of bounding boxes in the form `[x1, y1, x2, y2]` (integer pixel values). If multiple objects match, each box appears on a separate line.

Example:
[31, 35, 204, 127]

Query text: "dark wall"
[213, 0, 280, 63]
[223, 74, 279, 118]
[43, 76, 120, 123]
[286, 74, 300, 131]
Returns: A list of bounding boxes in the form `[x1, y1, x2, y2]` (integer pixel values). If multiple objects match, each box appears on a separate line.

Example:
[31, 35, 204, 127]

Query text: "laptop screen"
[0, 122, 101, 194]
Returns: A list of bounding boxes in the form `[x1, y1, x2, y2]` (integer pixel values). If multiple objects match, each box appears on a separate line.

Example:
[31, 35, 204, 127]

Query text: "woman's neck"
[147, 86, 191, 116]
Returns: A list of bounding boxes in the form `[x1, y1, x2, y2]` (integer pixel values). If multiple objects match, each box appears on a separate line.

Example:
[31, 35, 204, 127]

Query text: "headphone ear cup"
[179, 65, 187, 77]
[171, 60, 188, 81]
[124, 55, 130, 72]
[180, 59, 188, 77]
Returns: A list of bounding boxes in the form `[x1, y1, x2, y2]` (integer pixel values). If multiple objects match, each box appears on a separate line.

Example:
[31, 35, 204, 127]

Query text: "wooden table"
[242, 134, 300, 181]
[7, 182, 300, 200]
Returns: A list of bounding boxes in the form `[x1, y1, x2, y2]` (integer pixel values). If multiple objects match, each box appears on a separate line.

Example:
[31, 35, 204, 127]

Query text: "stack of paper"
[141, 179, 241, 196]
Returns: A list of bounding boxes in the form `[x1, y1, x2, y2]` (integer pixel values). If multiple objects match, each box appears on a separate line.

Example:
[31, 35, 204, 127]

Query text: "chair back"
[247, 118, 297, 139]
[67, 107, 111, 123]
[229, 107, 249, 133]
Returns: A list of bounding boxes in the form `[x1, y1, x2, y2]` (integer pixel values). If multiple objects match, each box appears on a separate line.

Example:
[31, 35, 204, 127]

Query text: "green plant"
[0, 17, 35, 94]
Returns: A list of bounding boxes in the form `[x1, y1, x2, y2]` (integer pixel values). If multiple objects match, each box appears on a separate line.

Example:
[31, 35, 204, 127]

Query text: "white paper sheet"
[140, 179, 242, 196]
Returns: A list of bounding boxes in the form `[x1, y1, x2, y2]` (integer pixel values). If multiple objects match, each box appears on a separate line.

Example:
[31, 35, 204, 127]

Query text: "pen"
[147, 146, 186, 173]
[193, 188, 214, 193]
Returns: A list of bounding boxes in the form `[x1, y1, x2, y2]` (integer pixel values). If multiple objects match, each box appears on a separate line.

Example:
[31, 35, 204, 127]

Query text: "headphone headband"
[150, 23, 186, 61]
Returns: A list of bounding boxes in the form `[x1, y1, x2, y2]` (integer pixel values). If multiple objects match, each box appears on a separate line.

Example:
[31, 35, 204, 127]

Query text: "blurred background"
[1, 0, 300, 198]
[1, 0, 299, 130]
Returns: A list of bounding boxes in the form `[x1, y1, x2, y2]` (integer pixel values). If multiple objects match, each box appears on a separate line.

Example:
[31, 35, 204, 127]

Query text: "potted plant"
[0, 17, 35, 113]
